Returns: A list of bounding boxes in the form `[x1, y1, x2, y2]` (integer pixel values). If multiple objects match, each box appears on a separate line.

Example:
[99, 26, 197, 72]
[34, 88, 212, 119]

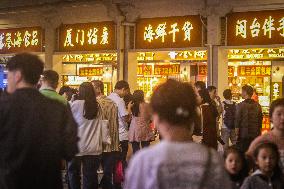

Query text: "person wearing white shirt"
[125, 79, 232, 189]
[108, 80, 133, 171]
[68, 82, 103, 189]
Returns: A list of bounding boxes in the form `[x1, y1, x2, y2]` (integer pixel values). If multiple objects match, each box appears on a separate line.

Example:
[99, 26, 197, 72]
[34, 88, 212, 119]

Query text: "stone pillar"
[44, 25, 56, 70]
[207, 14, 221, 87]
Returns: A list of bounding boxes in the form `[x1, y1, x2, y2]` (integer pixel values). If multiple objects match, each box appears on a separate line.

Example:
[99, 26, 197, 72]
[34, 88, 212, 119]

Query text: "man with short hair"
[0, 53, 78, 189]
[39, 70, 67, 105]
[108, 81, 133, 171]
[235, 85, 263, 152]
[92, 80, 120, 189]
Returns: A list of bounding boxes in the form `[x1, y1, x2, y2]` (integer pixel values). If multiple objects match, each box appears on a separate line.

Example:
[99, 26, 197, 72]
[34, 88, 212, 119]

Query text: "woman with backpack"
[221, 89, 237, 150]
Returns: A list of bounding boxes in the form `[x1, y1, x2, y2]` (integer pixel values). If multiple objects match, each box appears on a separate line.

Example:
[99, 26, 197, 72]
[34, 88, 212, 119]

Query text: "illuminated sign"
[154, 64, 180, 75]
[79, 67, 103, 76]
[62, 75, 89, 86]
[59, 22, 116, 51]
[62, 53, 117, 63]
[198, 65, 207, 76]
[0, 27, 43, 54]
[136, 16, 203, 49]
[228, 48, 284, 60]
[137, 65, 152, 76]
[228, 66, 235, 77]
[238, 66, 271, 76]
[227, 10, 284, 46]
[272, 82, 282, 100]
[136, 50, 207, 62]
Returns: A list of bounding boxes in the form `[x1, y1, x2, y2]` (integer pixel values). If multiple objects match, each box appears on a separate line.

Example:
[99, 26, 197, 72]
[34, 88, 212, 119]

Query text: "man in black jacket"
[0, 53, 78, 189]
[235, 85, 263, 153]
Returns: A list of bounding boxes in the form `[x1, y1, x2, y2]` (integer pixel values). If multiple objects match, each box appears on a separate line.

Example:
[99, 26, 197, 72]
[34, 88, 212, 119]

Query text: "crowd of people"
[0, 53, 283, 189]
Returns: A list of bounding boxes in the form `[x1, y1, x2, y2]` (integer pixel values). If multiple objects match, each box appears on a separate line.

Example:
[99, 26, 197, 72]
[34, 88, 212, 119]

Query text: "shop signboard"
[136, 15, 203, 49]
[154, 64, 180, 75]
[237, 65, 271, 76]
[228, 66, 235, 77]
[0, 27, 44, 54]
[137, 65, 152, 76]
[62, 53, 117, 63]
[79, 67, 103, 77]
[198, 65, 207, 76]
[136, 50, 207, 62]
[228, 48, 284, 60]
[59, 21, 116, 52]
[227, 10, 284, 46]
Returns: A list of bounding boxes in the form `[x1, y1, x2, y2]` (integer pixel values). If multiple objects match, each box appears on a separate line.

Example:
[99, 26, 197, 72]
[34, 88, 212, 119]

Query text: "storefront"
[55, 21, 117, 95]
[128, 15, 207, 98]
[225, 9, 284, 132]
[0, 27, 45, 89]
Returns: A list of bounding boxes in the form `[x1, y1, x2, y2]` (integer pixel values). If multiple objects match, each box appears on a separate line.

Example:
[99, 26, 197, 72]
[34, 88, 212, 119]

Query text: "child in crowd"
[241, 143, 284, 189]
[224, 146, 248, 189]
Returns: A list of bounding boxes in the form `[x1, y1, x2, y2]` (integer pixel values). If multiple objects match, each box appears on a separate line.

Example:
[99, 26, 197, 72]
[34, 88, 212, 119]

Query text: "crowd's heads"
[92, 80, 104, 96]
[269, 98, 284, 127]
[6, 53, 44, 93]
[242, 85, 254, 98]
[198, 89, 211, 104]
[253, 142, 280, 175]
[194, 81, 206, 91]
[150, 79, 198, 129]
[207, 85, 217, 100]
[223, 89, 232, 100]
[79, 82, 98, 120]
[224, 146, 248, 177]
[41, 70, 59, 89]
[59, 86, 73, 101]
[114, 80, 130, 97]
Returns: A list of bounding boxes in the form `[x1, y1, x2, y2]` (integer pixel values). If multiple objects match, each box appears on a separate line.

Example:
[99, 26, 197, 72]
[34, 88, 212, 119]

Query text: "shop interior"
[227, 48, 284, 132]
[54, 53, 117, 95]
[133, 50, 207, 98]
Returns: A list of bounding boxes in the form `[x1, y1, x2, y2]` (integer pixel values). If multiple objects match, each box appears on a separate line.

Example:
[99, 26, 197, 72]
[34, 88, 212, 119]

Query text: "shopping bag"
[114, 160, 124, 184]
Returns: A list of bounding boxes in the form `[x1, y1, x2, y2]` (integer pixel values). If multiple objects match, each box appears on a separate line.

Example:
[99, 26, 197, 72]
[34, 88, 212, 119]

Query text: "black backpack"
[223, 101, 236, 129]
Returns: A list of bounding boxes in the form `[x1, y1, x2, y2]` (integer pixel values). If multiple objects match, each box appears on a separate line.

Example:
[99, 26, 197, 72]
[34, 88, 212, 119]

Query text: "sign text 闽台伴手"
[227, 10, 284, 46]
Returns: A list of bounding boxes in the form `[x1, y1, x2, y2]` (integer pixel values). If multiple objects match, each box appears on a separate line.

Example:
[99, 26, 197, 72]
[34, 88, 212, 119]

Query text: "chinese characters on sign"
[0, 27, 43, 54]
[228, 48, 284, 60]
[154, 64, 180, 75]
[136, 16, 203, 49]
[136, 50, 207, 62]
[238, 66, 271, 76]
[227, 10, 284, 45]
[79, 67, 103, 77]
[59, 22, 116, 51]
[62, 53, 117, 63]
[137, 65, 152, 76]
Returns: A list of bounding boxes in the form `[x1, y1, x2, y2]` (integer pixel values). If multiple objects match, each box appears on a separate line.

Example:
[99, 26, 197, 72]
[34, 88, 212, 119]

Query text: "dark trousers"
[68, 155, 101, 189]
[120, 140, 129, 171]
[236, 138, 255, 153]
[131, 141, 150, 154]
[100, 152, 117, 189]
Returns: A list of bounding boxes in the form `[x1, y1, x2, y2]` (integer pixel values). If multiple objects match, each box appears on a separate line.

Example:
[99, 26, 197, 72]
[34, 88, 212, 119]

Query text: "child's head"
[224, 146, 246, 175]
[223, 89, 232, 100]
[254, 142, 280, 175]
[269, 98, 284, 131]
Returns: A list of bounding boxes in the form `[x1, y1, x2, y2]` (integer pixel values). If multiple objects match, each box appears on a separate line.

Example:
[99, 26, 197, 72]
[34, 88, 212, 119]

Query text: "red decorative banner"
[198, 65, 207, 75]
[154, 64, 180, 75]
[238, 66, 271, 76]
[79, 67, 103, 76]
[262, 115, 270, 134]
[137, 65, 152, 76]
